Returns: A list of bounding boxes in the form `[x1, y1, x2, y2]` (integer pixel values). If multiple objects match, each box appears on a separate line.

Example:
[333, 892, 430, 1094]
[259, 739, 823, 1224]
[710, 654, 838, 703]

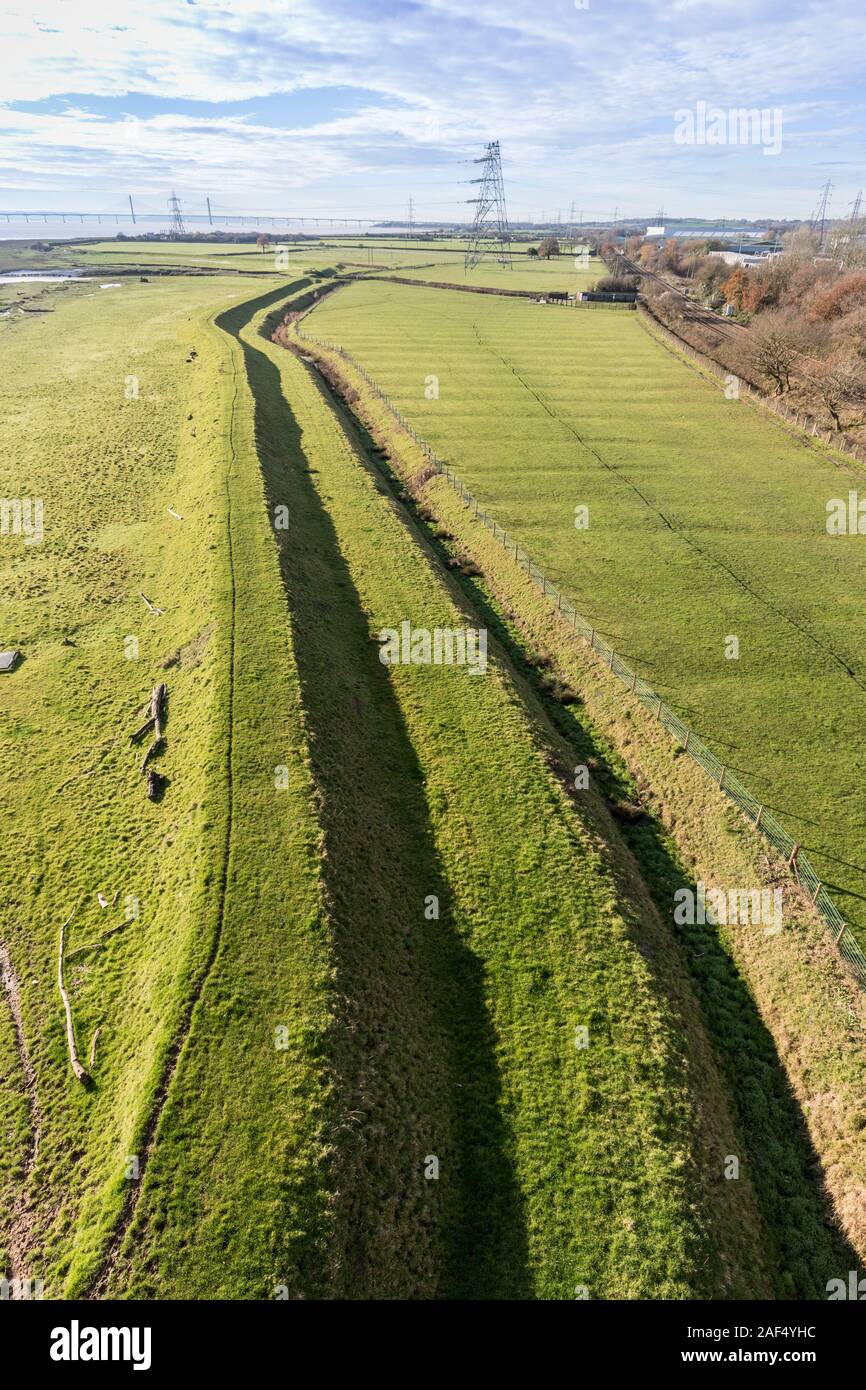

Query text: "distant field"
[308, 279, 866, 936]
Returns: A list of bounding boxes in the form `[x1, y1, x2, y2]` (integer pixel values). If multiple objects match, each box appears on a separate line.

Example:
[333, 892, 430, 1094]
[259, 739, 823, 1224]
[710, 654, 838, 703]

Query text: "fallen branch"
[140, 683, 167, 775]
[57, 909, 91, 1086]
[66, 918, 132, 962]
[139, 592, 165, 616]
[146, 767, 166, 801]
[167, 507, 184, 521]
[89, 1026, 102, 1069]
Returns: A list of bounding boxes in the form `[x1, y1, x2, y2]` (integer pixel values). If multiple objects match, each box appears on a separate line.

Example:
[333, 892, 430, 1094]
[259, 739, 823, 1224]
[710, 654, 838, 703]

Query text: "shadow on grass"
[217, 289, 531, 1299]
[334, 414, 860, 1302]
[461, 575, 861, 1299]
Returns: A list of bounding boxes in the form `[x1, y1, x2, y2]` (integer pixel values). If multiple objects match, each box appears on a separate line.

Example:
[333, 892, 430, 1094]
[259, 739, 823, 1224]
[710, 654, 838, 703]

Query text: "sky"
[0, 0, 864, 225]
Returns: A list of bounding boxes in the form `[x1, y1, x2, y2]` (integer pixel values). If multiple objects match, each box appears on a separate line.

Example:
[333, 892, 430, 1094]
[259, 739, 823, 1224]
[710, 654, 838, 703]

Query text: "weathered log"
[89, 1026, 102, 1068]
[57, 910, 91, 1086]
[146, 768, 166, 801]
[140, 683, 167, 775]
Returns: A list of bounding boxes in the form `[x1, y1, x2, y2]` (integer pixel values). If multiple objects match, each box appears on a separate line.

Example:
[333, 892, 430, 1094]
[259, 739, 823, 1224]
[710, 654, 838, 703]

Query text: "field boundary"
[351, 272, 636, 307]
[636, 302, 866, 473]
[294, 306, 866, 992]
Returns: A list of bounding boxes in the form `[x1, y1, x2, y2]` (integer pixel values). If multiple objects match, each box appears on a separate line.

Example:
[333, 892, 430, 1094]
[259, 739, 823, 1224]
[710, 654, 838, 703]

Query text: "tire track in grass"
[0, 943, 42, 1297]
[84, 319, 241, 1297]
[471, 319, 866, 694]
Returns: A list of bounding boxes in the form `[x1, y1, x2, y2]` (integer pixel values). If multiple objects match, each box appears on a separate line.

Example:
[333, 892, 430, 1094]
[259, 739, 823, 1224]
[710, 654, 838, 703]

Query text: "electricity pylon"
[464, 141, 511, 270]
[167, 190, 186, 239]
[811, 179, 832, 249]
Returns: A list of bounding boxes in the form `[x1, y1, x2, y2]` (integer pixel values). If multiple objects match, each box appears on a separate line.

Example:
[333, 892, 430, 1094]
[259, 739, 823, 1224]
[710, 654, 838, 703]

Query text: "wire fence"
[294, 310, 866, 991]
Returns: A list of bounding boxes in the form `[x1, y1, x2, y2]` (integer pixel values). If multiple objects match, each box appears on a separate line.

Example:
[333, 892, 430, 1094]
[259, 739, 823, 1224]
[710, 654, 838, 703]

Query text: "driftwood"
[57, 909, 90, 1086]
[167, 507, 184, 521]
[66, 918, 131, 962]
[146, 768, 166, 801]
[139, 592, 165, 616]
[89, 1026, 102, 1068]
[140, 683, 167, 775]
[128, 684, 168, 798]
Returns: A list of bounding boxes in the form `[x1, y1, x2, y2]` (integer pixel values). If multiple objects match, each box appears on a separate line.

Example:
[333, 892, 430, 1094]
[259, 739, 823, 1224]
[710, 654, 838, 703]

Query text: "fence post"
[683, 729, 690, 752]
[608, 649, 614, 670]
[755, 805, 763, 830]
[630, 671, 637, 693]
[719, 764, 726, 789]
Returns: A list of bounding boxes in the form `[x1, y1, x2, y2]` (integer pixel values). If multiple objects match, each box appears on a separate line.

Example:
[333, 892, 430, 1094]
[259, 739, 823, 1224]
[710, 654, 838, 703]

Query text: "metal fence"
[294, 311, 866, 991]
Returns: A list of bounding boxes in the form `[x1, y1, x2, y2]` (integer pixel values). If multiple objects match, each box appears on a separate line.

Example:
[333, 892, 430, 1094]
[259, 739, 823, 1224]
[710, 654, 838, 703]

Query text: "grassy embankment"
[194, 286, 781, 1300]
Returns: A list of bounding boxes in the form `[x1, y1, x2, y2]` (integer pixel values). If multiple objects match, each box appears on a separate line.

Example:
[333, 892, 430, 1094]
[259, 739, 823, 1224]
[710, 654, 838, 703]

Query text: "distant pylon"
[464, 140, 511, 270]
[811, 179, 832, 248]
[408, 196, 415, 240]
[167, 189, 186, 239]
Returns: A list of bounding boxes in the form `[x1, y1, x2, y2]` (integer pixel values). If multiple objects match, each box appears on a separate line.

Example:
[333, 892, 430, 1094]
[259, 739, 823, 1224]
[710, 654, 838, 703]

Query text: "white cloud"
[0, 0, 864, 218]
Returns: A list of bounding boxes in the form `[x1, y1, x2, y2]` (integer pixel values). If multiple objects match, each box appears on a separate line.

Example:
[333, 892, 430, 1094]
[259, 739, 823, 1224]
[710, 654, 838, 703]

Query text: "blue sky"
[0, 0, 864, 222]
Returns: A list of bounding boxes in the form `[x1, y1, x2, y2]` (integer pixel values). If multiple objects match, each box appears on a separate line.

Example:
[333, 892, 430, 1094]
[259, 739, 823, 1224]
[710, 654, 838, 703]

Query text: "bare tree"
[748, 310, 806, 394]
[800, 351, 866, 430]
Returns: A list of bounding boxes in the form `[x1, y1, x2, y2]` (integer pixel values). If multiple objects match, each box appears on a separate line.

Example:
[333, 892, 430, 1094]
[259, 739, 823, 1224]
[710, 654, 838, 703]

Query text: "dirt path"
[0, 941, 42, 1296]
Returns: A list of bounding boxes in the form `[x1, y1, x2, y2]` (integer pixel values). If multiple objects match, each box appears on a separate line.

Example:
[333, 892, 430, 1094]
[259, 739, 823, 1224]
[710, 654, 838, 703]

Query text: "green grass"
[3, 260, 858, 1301]
[287, 317, 866, 1296]
[149, 287, 783, 1300]
[306, 280, 866, 941]
[0, 269, 318, 1293]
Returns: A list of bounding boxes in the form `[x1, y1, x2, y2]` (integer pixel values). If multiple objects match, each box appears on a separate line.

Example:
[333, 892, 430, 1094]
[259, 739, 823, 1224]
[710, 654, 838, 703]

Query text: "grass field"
[1, 267, 801, 1300]
[306, 279, 866, 940]
[0, 270, 337, 1294]
[108, 284, 785, 1300]
[3, 251, 863, 1301]
[287, 312, 866, 1295]
[0, 235, 602, 294]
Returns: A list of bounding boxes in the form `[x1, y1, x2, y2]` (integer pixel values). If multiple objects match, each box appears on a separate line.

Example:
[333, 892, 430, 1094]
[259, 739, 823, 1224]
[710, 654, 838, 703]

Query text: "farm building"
[579, 290, 638, 303]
